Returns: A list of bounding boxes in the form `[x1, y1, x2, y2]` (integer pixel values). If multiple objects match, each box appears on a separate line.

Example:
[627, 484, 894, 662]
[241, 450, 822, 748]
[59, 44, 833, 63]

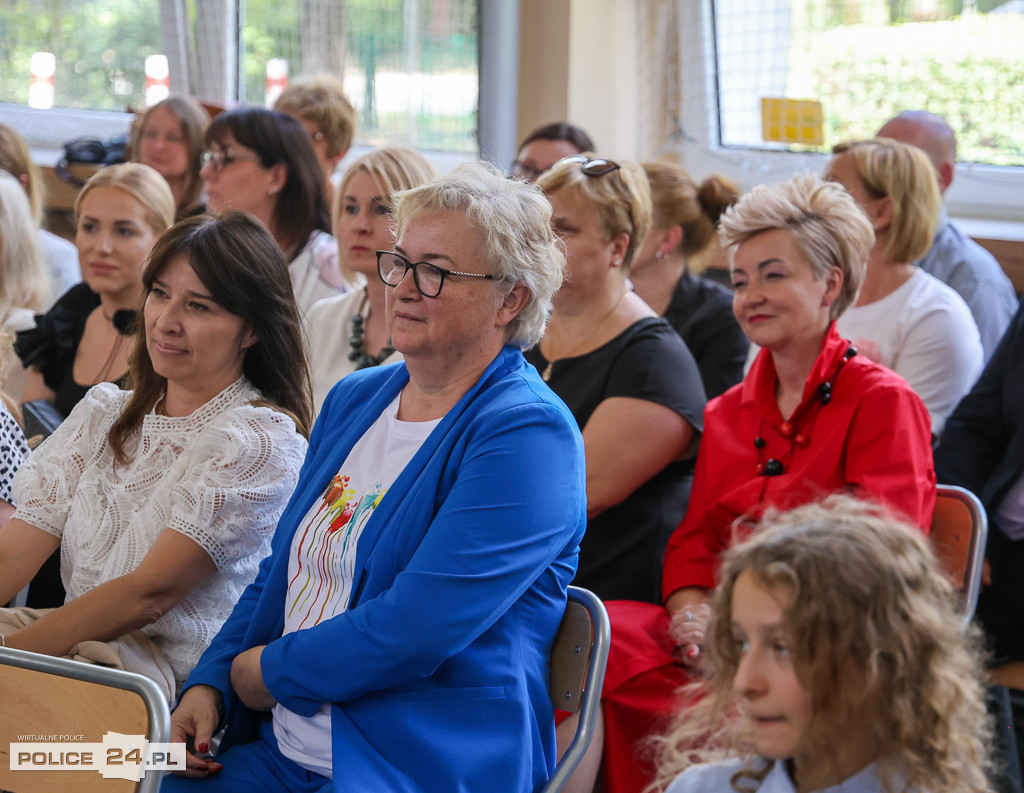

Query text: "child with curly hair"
[653, 495, 992, 793]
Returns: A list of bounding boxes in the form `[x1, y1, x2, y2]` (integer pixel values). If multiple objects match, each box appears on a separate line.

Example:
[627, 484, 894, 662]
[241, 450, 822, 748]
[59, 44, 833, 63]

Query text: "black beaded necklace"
[348, 293, 395, 370]
[754, 345, 858, 477]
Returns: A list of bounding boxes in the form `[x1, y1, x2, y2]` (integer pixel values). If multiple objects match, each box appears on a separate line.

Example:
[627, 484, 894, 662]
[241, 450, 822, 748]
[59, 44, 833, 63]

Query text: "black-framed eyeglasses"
[376, 250, 498, 298]
[200, 147, 262, 173]
[557, 155, 622, 177]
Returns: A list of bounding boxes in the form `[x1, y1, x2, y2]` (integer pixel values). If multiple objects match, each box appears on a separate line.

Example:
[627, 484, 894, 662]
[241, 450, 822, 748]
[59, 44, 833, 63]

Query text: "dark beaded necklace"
[348, 293, 395, 371]
[753, 345, 858, 478]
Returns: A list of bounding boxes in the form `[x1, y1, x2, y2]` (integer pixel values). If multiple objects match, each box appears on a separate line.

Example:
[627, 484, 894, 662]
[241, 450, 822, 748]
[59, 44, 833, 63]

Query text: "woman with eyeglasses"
[162, 162, 586, 793]
[200, 107, 348, 314]
[0, 212, 310, 700]
[510, 122, 595, 182]
[527, 156, 705, 605]
[307, 147, 437, 413]
[588, 174, 936, 793]
[131, 94, 211, 221]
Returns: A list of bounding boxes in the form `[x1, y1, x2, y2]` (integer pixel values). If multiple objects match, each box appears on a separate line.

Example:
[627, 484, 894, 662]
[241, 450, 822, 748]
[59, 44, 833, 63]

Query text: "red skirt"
[557, 600, 693, 793]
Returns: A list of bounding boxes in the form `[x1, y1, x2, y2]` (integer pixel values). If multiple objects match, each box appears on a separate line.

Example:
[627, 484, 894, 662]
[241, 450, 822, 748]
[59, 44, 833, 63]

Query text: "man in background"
[877, 110, 1017, 360]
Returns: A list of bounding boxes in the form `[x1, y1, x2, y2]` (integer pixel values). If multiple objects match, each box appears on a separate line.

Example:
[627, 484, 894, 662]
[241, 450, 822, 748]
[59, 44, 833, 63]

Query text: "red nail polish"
[197, 763, 210, 772]
[686, 647, 698, 660]
[209, 765, 222, 776]
[197, 743, 209, 754]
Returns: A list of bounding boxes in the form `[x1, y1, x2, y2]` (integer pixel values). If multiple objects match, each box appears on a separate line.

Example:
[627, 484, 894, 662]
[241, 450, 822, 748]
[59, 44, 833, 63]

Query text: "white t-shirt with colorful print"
[273, 393, 439, 776]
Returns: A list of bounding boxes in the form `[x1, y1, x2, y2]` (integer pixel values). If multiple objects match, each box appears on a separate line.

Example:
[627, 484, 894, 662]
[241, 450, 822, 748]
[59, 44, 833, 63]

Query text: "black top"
[662, 269, 748, 400]
[526, 317, 707, 603]
[14, 283, 130, 420]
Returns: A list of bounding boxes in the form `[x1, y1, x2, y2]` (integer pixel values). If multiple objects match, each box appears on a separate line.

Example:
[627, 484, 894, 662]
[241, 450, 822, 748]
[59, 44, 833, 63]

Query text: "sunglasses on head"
[557, 155, 622, 177]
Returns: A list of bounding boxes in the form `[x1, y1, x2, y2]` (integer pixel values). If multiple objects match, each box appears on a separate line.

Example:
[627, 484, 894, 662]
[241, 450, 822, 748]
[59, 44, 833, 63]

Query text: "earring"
[655, 250, 666, 261]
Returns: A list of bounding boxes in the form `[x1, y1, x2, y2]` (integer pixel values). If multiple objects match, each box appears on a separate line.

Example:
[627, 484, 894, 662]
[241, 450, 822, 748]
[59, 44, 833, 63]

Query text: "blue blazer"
[181, 346, 587, 792]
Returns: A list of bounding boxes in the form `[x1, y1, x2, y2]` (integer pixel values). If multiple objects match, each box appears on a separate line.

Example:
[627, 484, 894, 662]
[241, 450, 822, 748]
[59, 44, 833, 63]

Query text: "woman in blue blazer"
[163, 162, 587, 793]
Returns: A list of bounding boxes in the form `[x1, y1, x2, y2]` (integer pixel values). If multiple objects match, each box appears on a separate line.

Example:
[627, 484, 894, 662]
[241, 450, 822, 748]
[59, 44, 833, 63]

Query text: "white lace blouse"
[11, 378, 308, 685]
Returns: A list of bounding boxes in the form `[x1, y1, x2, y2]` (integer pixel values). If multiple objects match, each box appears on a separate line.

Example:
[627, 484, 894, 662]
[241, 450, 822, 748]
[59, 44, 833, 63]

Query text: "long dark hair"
[108, 212, 312, 463]
[205, 107, 330, 257]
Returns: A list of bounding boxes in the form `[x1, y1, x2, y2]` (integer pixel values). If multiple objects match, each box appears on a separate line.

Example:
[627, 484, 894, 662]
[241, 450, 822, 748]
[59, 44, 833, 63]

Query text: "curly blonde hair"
[651, 495, 993, 793]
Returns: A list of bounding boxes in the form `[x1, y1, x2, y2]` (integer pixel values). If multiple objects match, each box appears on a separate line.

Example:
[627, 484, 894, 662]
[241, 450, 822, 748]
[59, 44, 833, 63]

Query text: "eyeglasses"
[556, 155, 622, 177]
[200, 148, 262, 173]
[376, 250, 497, 298]
[510, 160, 543, 181]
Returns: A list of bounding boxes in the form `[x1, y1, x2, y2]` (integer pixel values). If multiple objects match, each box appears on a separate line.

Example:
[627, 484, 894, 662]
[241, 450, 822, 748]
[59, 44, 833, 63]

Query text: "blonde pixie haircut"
[333, 147, 437, 283]
[832, 138, 941, 265]
[537, 156, 653, 272]
[0, 171, 50, 317]
[642, 162, 739, 258]
[719, 173, 872, 321]
[651, 495, 993, 793]
[74, 163, 175, 237]
[391, 160, 565, 350]
[275, 73, 357, 158]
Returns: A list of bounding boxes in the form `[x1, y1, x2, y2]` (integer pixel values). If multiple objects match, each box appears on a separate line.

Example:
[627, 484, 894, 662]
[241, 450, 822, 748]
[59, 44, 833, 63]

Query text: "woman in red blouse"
[587, 173, 936, 793]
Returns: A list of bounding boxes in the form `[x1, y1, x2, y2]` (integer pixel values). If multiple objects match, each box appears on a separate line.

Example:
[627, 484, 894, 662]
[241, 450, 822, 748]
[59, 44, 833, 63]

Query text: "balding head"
[877, 110, 957, 195]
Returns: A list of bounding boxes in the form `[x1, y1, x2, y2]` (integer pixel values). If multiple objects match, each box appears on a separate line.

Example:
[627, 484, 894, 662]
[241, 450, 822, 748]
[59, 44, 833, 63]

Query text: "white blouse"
[11, 378, 307, 685]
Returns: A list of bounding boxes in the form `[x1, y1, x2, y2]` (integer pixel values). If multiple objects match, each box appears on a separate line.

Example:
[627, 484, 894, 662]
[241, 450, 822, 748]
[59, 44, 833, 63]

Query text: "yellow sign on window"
[761, 98, 824, 146]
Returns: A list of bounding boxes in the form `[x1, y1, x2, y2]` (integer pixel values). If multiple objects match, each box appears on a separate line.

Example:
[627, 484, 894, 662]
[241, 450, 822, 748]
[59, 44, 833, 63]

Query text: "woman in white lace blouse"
[0, 212, 312, 696]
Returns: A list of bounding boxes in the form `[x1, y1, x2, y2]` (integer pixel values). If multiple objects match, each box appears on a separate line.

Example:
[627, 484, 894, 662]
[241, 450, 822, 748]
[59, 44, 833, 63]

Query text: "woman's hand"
[230, 645, 276, 711]
[668, 603, 713, 671]
[168, 685, 224, 778]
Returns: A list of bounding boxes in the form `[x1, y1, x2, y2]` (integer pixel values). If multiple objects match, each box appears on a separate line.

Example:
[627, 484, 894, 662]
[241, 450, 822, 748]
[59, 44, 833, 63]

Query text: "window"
[0, 0, 479, 155]
[713, 0, 1023, 167]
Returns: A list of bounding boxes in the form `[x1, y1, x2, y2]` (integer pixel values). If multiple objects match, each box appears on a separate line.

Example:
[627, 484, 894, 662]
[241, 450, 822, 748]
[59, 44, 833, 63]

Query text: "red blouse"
[662, 323, 936, 599]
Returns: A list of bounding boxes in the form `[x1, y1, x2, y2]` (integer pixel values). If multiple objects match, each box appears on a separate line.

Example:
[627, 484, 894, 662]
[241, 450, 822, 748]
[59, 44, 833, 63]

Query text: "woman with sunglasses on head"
[201, 107, 348, 314]
[162, 162, 585, 793]
[588, 174, 936, 793]
[528, 156, 705, 605]
[307, 147, 437, 413]
[0, 212, 310, 700]
[131, 95, 211, 221]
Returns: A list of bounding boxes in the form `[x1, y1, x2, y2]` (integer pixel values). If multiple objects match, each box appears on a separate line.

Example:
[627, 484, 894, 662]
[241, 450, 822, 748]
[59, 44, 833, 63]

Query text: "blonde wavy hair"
[650, 495, 993, 793]
[831, 138, 940, 265]
[537, 155, 653, 272]
[718, 173, 873, 321]
[642, 162, 739, 258]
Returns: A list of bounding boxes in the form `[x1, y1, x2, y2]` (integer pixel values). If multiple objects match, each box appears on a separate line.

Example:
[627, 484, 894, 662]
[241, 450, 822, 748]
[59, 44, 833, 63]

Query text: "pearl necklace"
[348, 292, 395, 370]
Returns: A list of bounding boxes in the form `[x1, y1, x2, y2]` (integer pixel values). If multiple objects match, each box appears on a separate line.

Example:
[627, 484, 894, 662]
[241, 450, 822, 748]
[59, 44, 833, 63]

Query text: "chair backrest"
[931, 484, 988, 627]
[540, 586, 610, 793]
[0, 646, 170, 793]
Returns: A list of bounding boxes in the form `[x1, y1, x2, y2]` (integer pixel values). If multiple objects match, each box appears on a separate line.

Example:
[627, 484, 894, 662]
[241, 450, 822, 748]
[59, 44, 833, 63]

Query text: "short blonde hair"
[651, 495, 993, 793]
[275, 73, 357, 158]
[719, 173, 873, 320]
[392, 161, 565, 350]
[74, 163, 176, 236]
[831, 138, 940, 264]
[642, 162, 739, 257]
[537, 156, 653, 272]
[0, 171, 49, 317]
[333, 147, 437, 283]
[0, 124, 43, 224]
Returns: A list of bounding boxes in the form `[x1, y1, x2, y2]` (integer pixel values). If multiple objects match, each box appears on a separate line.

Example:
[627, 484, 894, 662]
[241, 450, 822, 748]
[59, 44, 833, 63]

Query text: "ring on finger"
[683, 610, 693, 623]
